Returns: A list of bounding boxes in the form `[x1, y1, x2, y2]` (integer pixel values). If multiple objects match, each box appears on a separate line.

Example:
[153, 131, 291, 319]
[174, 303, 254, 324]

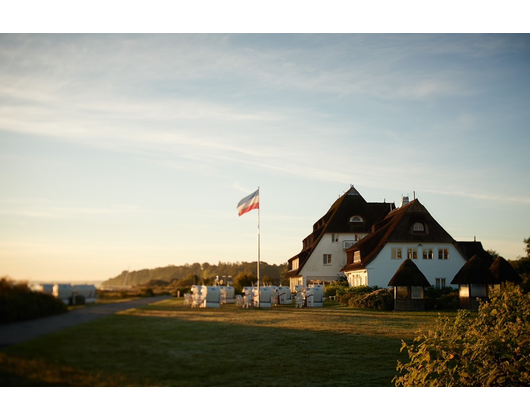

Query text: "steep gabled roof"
[457, 241, 494, 267]
[388, 259, 431, 287]
[288, 186, 394, 277]
[342, 199, 461, 272]
[451, 255, 500, 285]
[490, 256, 523, 284]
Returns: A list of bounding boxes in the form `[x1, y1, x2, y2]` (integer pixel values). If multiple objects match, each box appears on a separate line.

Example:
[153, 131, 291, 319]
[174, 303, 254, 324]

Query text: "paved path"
[0, 295, 172, 348]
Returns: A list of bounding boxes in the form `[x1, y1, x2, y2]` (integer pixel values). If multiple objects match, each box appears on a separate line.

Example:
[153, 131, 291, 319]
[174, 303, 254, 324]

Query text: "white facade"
[345, 242, 467, 289]
[290, 232, 367, 290]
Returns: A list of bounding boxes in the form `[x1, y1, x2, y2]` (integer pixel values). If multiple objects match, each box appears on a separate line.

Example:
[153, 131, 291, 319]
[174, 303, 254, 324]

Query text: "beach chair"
[295, 293, 304, 308]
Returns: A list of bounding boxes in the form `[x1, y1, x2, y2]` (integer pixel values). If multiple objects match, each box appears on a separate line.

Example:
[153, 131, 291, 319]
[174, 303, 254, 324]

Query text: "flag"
[237, 189, 259, 216]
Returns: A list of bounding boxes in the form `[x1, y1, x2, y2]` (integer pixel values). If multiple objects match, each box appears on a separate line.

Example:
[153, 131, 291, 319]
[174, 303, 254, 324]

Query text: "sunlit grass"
[0, 298, 446, 387]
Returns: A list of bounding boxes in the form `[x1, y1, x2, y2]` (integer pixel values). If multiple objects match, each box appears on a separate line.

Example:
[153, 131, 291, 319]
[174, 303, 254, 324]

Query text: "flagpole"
[257, 186, 260, 308]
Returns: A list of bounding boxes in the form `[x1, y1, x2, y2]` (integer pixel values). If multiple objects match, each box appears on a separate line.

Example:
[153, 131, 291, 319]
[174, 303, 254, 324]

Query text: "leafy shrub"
[324, 280, 350, 299]
[349, 288, 393, 311]
[0, 278, 67, 324]
[424, 287, 459, 310]
[338, 285, 375, 306]
[394, 285, 530, 386]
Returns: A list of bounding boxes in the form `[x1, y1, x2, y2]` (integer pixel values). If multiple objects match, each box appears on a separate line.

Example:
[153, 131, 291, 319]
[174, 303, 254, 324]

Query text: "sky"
[1, 32, 529, 282]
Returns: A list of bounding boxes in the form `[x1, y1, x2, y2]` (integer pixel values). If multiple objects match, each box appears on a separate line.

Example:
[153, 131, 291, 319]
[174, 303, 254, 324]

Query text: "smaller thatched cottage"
[489, 256, 523, 288]
[450, 255, 500, 311]
[388, 259, 431, 311]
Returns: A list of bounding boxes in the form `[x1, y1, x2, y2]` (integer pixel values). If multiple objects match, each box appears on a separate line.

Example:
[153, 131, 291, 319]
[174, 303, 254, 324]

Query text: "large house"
[288, 186, 490, 291]
[287, 186, 395, 290]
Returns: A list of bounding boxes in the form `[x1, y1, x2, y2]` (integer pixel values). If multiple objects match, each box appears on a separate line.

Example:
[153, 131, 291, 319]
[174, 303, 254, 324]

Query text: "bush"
[424, 287, 459, 310]
[337, 285, 375, 306]
[324, 281, 349, 299]
[394, 285, 530, 386]
[0, 278, 67, 324]
[349, 288, 394, 311]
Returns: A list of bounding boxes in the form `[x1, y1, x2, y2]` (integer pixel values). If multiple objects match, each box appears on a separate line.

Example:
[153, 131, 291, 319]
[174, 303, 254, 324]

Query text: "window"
[413, 222, 425, 232]
[435, 278, 446, 288]
[331, 234, 339, 243]
[291, 258, 299, 271]
[392, 248, 403, 260]
[471, 284, 488, 297]
[354, 251, 361, 263]
[323, 254, 332, 265]
[411, 286, 424, 299]
[407, 248, 418, 259]
[423, 248, 434, 260]
[396, 286, 410, 299]
[438, 248, 449, 260]
[459, 284, 469, 298]
[350, 216, 364, 223]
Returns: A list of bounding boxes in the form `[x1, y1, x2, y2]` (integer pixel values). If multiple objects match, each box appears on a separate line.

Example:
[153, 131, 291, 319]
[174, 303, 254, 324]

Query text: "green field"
[0, 298, 446, 386]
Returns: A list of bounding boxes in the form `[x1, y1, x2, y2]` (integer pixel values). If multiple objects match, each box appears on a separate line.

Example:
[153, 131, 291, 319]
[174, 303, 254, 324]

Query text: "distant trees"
[104, 261, 288, 287]
[486, 249, 499, 260]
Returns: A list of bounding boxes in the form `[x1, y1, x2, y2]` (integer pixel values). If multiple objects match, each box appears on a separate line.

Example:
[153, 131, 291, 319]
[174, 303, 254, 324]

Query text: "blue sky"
[1, 33, 529, 281]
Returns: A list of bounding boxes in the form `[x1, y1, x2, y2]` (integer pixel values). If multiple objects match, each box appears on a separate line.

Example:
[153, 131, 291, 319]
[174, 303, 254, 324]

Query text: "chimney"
[400, 195, 409, 207]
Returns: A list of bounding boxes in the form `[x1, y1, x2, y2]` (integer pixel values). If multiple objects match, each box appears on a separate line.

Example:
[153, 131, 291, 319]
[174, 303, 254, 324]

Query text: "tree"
[394, 285, 530, 386]
[524, 236, 530, 258]
[486, 249, 499, 260]
[232, 272, 257, 294]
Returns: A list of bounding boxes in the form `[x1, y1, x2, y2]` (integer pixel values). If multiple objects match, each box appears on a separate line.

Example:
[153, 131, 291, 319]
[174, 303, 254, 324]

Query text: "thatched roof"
[451, 255, 500, 285]
[342, 199, 466, 272]
[288, 186, 394, 277]
[457, 241, 494, 266]
[490, 257, 522, 284]
[388, 259, 431, 287]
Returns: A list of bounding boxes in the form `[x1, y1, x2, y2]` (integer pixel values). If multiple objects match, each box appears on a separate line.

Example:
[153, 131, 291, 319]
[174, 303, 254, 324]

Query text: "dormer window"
[413, 222, 425, 233]
[350, 216, 364, 223]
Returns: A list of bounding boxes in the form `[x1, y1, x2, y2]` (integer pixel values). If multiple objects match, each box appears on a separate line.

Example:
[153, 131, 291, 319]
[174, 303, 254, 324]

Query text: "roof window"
[350, 216, 364, 223]
[413, 222, 425, 233]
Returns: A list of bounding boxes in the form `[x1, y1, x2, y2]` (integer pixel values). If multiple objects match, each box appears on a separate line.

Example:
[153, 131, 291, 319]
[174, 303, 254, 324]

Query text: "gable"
[342, 199, 463, 272]
[489, 256, 522, 284]
[288, 186, 394, 277]
[451, 255, 500, 285]
[388, 259, 431, 287]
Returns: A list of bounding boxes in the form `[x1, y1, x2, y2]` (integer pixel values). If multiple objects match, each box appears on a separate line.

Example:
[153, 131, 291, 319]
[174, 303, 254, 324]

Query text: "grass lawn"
[0, 298, 448, 387]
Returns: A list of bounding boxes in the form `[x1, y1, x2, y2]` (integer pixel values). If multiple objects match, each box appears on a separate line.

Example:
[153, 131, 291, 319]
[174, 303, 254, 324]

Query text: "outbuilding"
[388, 259, 431, 311]
[489, 256, 523, 288]
[73, 285, 98, 304]
[53, 283, 74, 305]
[451, 255, 500, 311]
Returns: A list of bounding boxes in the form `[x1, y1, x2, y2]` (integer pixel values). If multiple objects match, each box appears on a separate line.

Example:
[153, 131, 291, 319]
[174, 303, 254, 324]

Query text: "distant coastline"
[23, 280, 106, 288]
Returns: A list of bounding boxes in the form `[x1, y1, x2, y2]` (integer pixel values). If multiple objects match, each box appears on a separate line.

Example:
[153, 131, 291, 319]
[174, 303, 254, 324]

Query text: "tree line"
[102, 261, 289, 287]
